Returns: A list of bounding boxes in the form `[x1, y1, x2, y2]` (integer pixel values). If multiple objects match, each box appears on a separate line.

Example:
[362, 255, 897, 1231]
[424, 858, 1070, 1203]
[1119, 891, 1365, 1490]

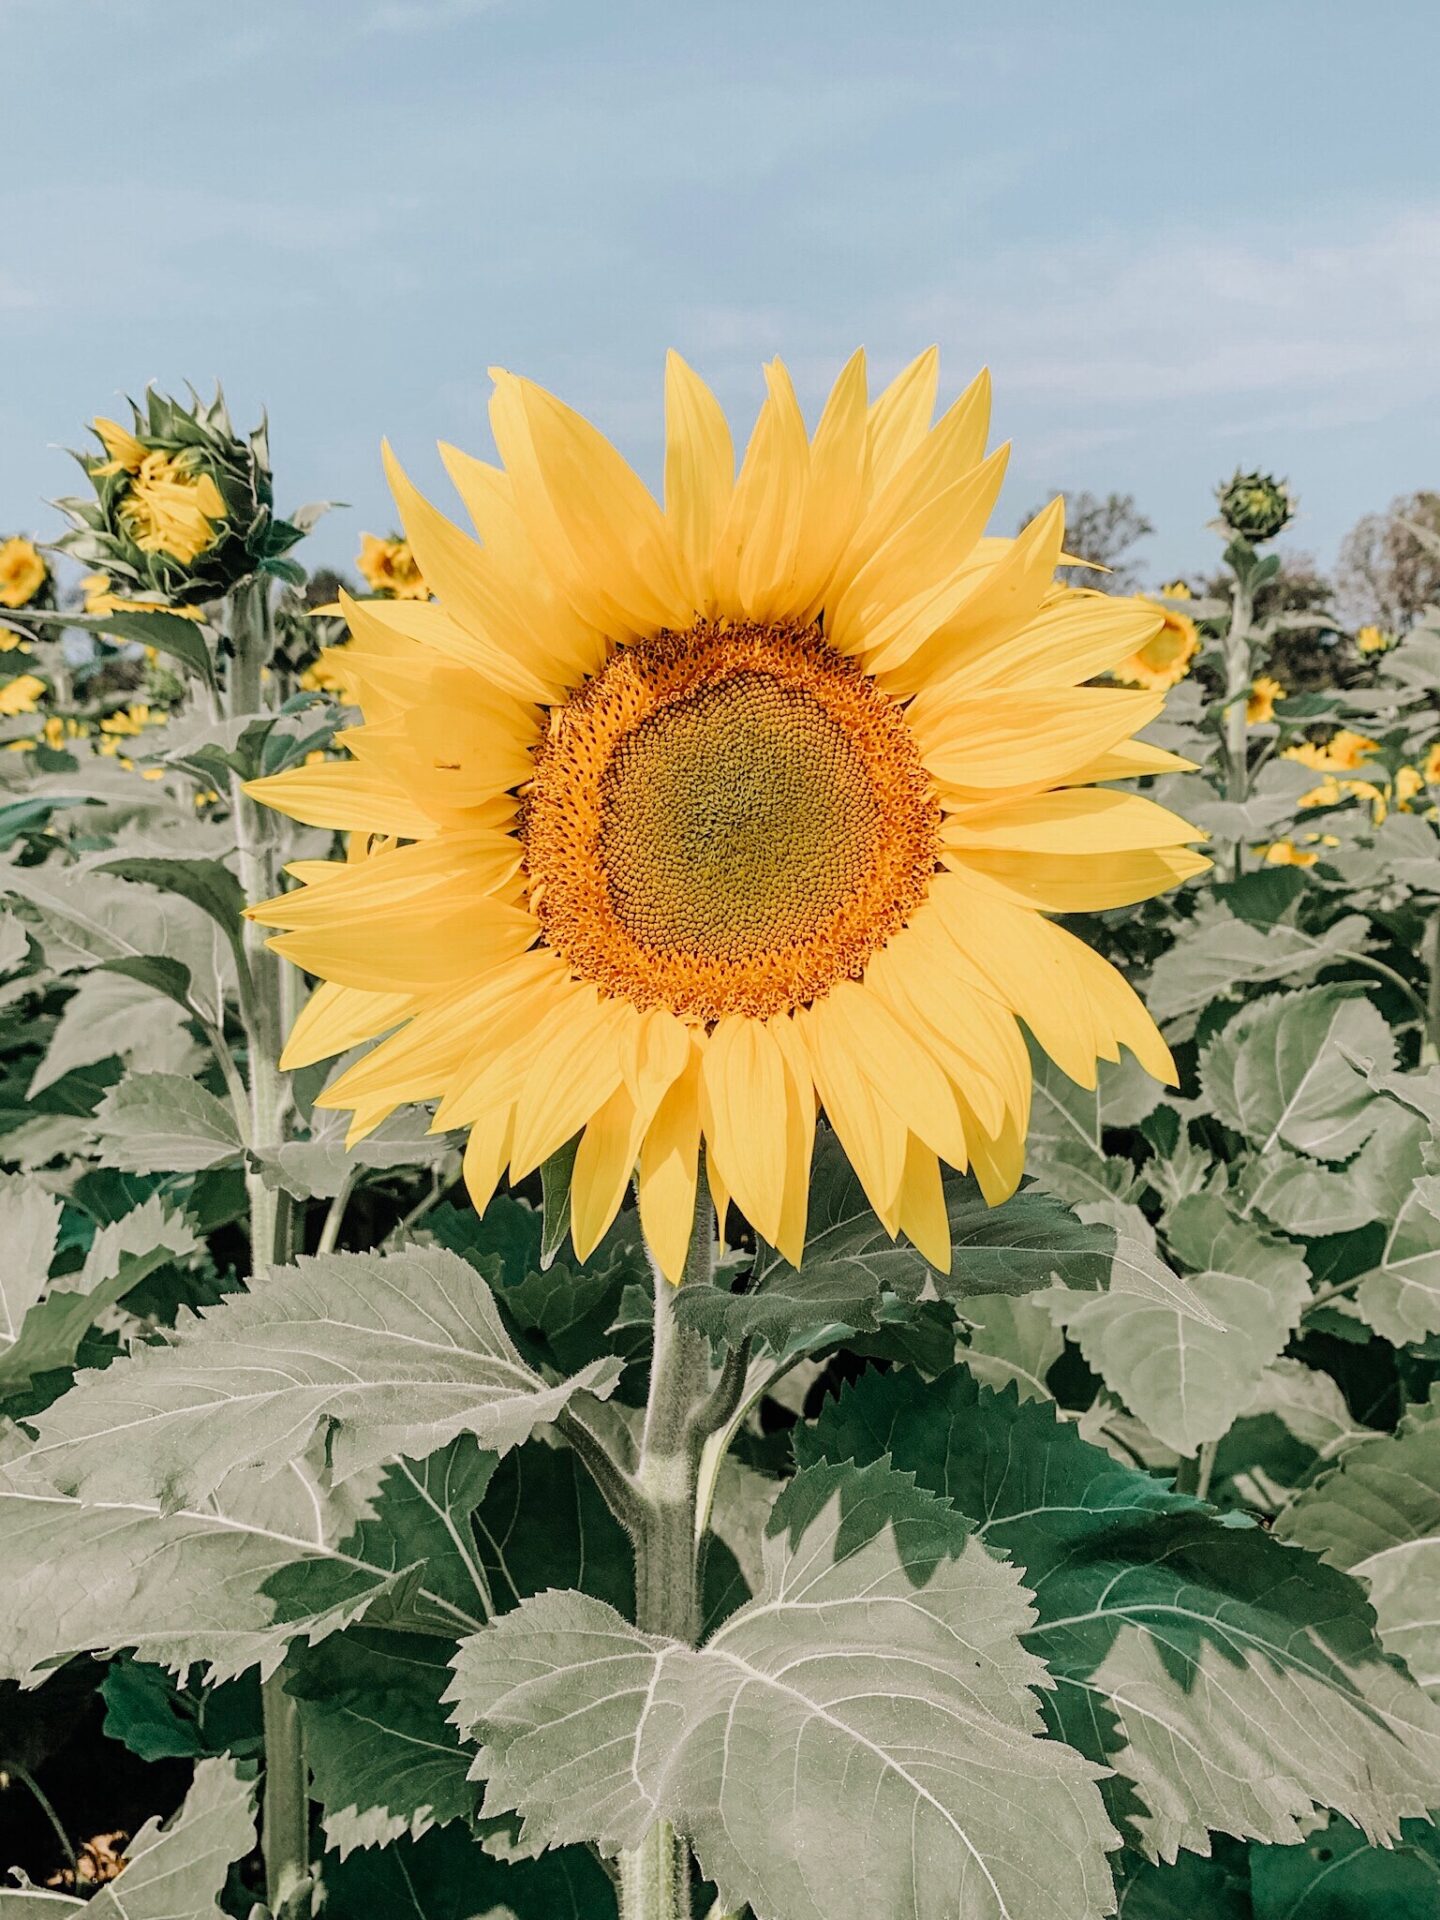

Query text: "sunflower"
[1246, 674, 1284, 724]
[356, 531, 428, 600]
[248, 352, 1205, 1280]
[0, 538, 48, 611]
[1111, 596, 1199, 692]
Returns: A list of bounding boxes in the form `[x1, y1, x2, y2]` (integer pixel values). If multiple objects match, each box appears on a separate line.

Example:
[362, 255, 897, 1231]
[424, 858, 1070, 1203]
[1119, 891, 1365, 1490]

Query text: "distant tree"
[1020, 490, 1154, 593]
[1335, 491, 1440, 631]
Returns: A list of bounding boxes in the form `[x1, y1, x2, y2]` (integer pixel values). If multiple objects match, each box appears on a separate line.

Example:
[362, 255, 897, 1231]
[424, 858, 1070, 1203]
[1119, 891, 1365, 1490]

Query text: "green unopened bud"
[1216, 469, 1295, 544]
[56, 385, 309, 607]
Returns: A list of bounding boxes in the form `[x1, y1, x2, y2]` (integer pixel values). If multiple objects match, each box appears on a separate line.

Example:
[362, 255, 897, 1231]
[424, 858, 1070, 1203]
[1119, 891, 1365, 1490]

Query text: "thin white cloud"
[913, 206, 1440, 417]
[360, 0, 505, 33]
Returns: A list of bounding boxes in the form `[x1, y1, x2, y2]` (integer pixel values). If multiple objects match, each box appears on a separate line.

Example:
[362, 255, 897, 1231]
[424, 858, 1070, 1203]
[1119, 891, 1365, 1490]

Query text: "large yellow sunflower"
[248, 352, 1205, 1279]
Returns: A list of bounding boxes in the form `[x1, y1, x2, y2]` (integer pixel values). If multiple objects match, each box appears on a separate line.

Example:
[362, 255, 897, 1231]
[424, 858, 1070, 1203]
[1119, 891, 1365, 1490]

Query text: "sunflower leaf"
[674, 1130, 1147, 1355]
[1277, 1390, 1440, 1691]
[1046, 1195, 1307, 1454]
[1199, 984, 1395, 1161]
[0, 1757, 254, 1917]
[1248, 1816, 1440, 1918]
[317, 1825, 616, 1920]
[8, 1244, 623, 1509]
[0, 1434, 490, 1687]
[449, 1456, 1117, 1920]
[91, 1071, 243, 1174]
[799, 1368, 1440, 1860]
[291, 1628, 475, 1857]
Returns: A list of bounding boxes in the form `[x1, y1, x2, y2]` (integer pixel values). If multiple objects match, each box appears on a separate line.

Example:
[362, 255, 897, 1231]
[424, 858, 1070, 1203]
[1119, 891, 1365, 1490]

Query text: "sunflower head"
[58, 386, 310, 607]
[248, 351, 1204, 1280]
[1355, 624, 1391, 654]
[0, 672, 48, 718]
[1216, 469, 1295, 545]
[356, 532, 428, 600]
[0, 537, 51, 614]
[1246, 674, 1285, 725]
[1112, 599, 1200, 692]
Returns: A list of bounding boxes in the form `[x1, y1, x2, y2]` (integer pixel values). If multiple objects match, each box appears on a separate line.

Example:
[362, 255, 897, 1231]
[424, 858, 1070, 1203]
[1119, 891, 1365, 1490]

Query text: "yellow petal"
[508, 990, 633, 1178]
[712, 359, 810, 622]
[664, 351, 733, 608]
[830, 445, 1010, 667]
[795, 1002, 908, 1219]
[912, 687, 1163, 796]
[488, 369, 693, 637]
[571, 1081, 645, 1261]
[244, 759, 447, 838]
[949, 843, 1211, 914]
[866, 347, 939, 491]
[811, 981, 968, 1170]
[791, 347, 869, 614]
[639, 1049, 704, 1283]
[701, 1016, 791, 1245]
[280, 981, 412, 1072]
[896, 1135, 950, 1272]
[944, 788, 1205, 856]
[838, 367, 990, 581]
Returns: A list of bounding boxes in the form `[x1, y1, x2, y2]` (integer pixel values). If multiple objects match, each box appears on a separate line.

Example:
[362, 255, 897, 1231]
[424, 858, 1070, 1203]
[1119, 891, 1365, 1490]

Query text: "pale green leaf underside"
[1279, 1392, 1440, 1691]
[10, 1243, 620, 1508]
[451, 1459, 1117, 1920]
[0, 1438, 486, 1686]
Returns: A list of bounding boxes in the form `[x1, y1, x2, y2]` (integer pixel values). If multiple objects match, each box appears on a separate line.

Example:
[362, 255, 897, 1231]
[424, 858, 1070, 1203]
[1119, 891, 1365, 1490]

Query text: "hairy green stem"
[226, 574, 311, 1917]
[260, 1672, 311, 1920]
[1425, 910, 1440, 1066]
[617, 1191, 716, 1920]
[1222, 568, 1255, 876]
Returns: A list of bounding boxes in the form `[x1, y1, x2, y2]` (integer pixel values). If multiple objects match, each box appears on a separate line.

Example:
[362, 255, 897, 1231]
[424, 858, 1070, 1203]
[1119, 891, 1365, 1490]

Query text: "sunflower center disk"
[522, 621, 939, 1022]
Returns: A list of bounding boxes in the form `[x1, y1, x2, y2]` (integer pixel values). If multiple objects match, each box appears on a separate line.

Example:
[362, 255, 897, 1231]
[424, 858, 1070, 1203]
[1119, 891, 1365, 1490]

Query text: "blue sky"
[4, 0, 1438, 588]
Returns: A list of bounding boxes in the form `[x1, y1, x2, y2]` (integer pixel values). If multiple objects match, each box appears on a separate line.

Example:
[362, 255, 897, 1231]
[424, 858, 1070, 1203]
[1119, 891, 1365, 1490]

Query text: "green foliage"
[2, 427, 1439, 1920]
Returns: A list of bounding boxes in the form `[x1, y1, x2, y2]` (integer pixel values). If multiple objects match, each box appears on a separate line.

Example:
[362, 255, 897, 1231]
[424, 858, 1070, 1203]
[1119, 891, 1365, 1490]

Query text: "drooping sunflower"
[248, 352, 1206, 1279]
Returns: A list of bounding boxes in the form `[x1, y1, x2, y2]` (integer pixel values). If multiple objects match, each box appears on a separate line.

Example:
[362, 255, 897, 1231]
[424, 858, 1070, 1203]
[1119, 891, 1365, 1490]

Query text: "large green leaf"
[674, 1131, 1188, 1356]
[1145, 904, 1371, 1030]
[1047, 1194, 1306, 1454]
[96, 857, 246, 972]
[450, 1458, 1117, 1920]
[0, 1757, 254, 1917]
[1110, 1846, 1250, 1919]
[0, 1437, 484, 1685]
[10, 1244, 622, 1505]
[1200, 986, 1394, 1161]
[318, 1823, 616, 1920]
[1248, 1816, 1440, 1918]
[291, 1629, 474, 1856]
[0, 853, 234, 1024]
[1278, 1392, 1440, 1691]
[0, 1192, 199, 1394]
[800, 1369, 1440, 1859]
[0, 1175, 62, 1371]
[1347, 1110, 1440, 1343]
[91, 1071, 243, 1173]
[27, 969, 194, 1099]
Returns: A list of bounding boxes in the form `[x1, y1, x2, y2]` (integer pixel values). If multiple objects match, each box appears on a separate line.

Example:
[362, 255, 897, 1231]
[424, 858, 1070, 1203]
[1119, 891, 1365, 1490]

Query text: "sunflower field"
[0, 360, 1438, 1920]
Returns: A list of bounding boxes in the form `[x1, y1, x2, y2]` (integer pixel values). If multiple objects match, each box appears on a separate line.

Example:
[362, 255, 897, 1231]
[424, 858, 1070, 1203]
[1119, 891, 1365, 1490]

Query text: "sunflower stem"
[226, 572, 312, 1919]
[617, 1189, 715, 1920]
[1222, 566, 1254, 876]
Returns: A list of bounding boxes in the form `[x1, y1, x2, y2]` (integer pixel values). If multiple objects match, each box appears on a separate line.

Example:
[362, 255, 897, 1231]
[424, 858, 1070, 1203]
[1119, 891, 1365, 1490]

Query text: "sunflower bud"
[57, 386, 308, 607]
[1216, 469, 1295, 544]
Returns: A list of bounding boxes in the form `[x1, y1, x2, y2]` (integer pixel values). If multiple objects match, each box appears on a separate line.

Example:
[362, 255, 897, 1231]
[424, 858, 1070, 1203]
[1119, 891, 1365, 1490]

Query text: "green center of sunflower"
[599, 672, 881, 959]
[521, 620, 940, 1021]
